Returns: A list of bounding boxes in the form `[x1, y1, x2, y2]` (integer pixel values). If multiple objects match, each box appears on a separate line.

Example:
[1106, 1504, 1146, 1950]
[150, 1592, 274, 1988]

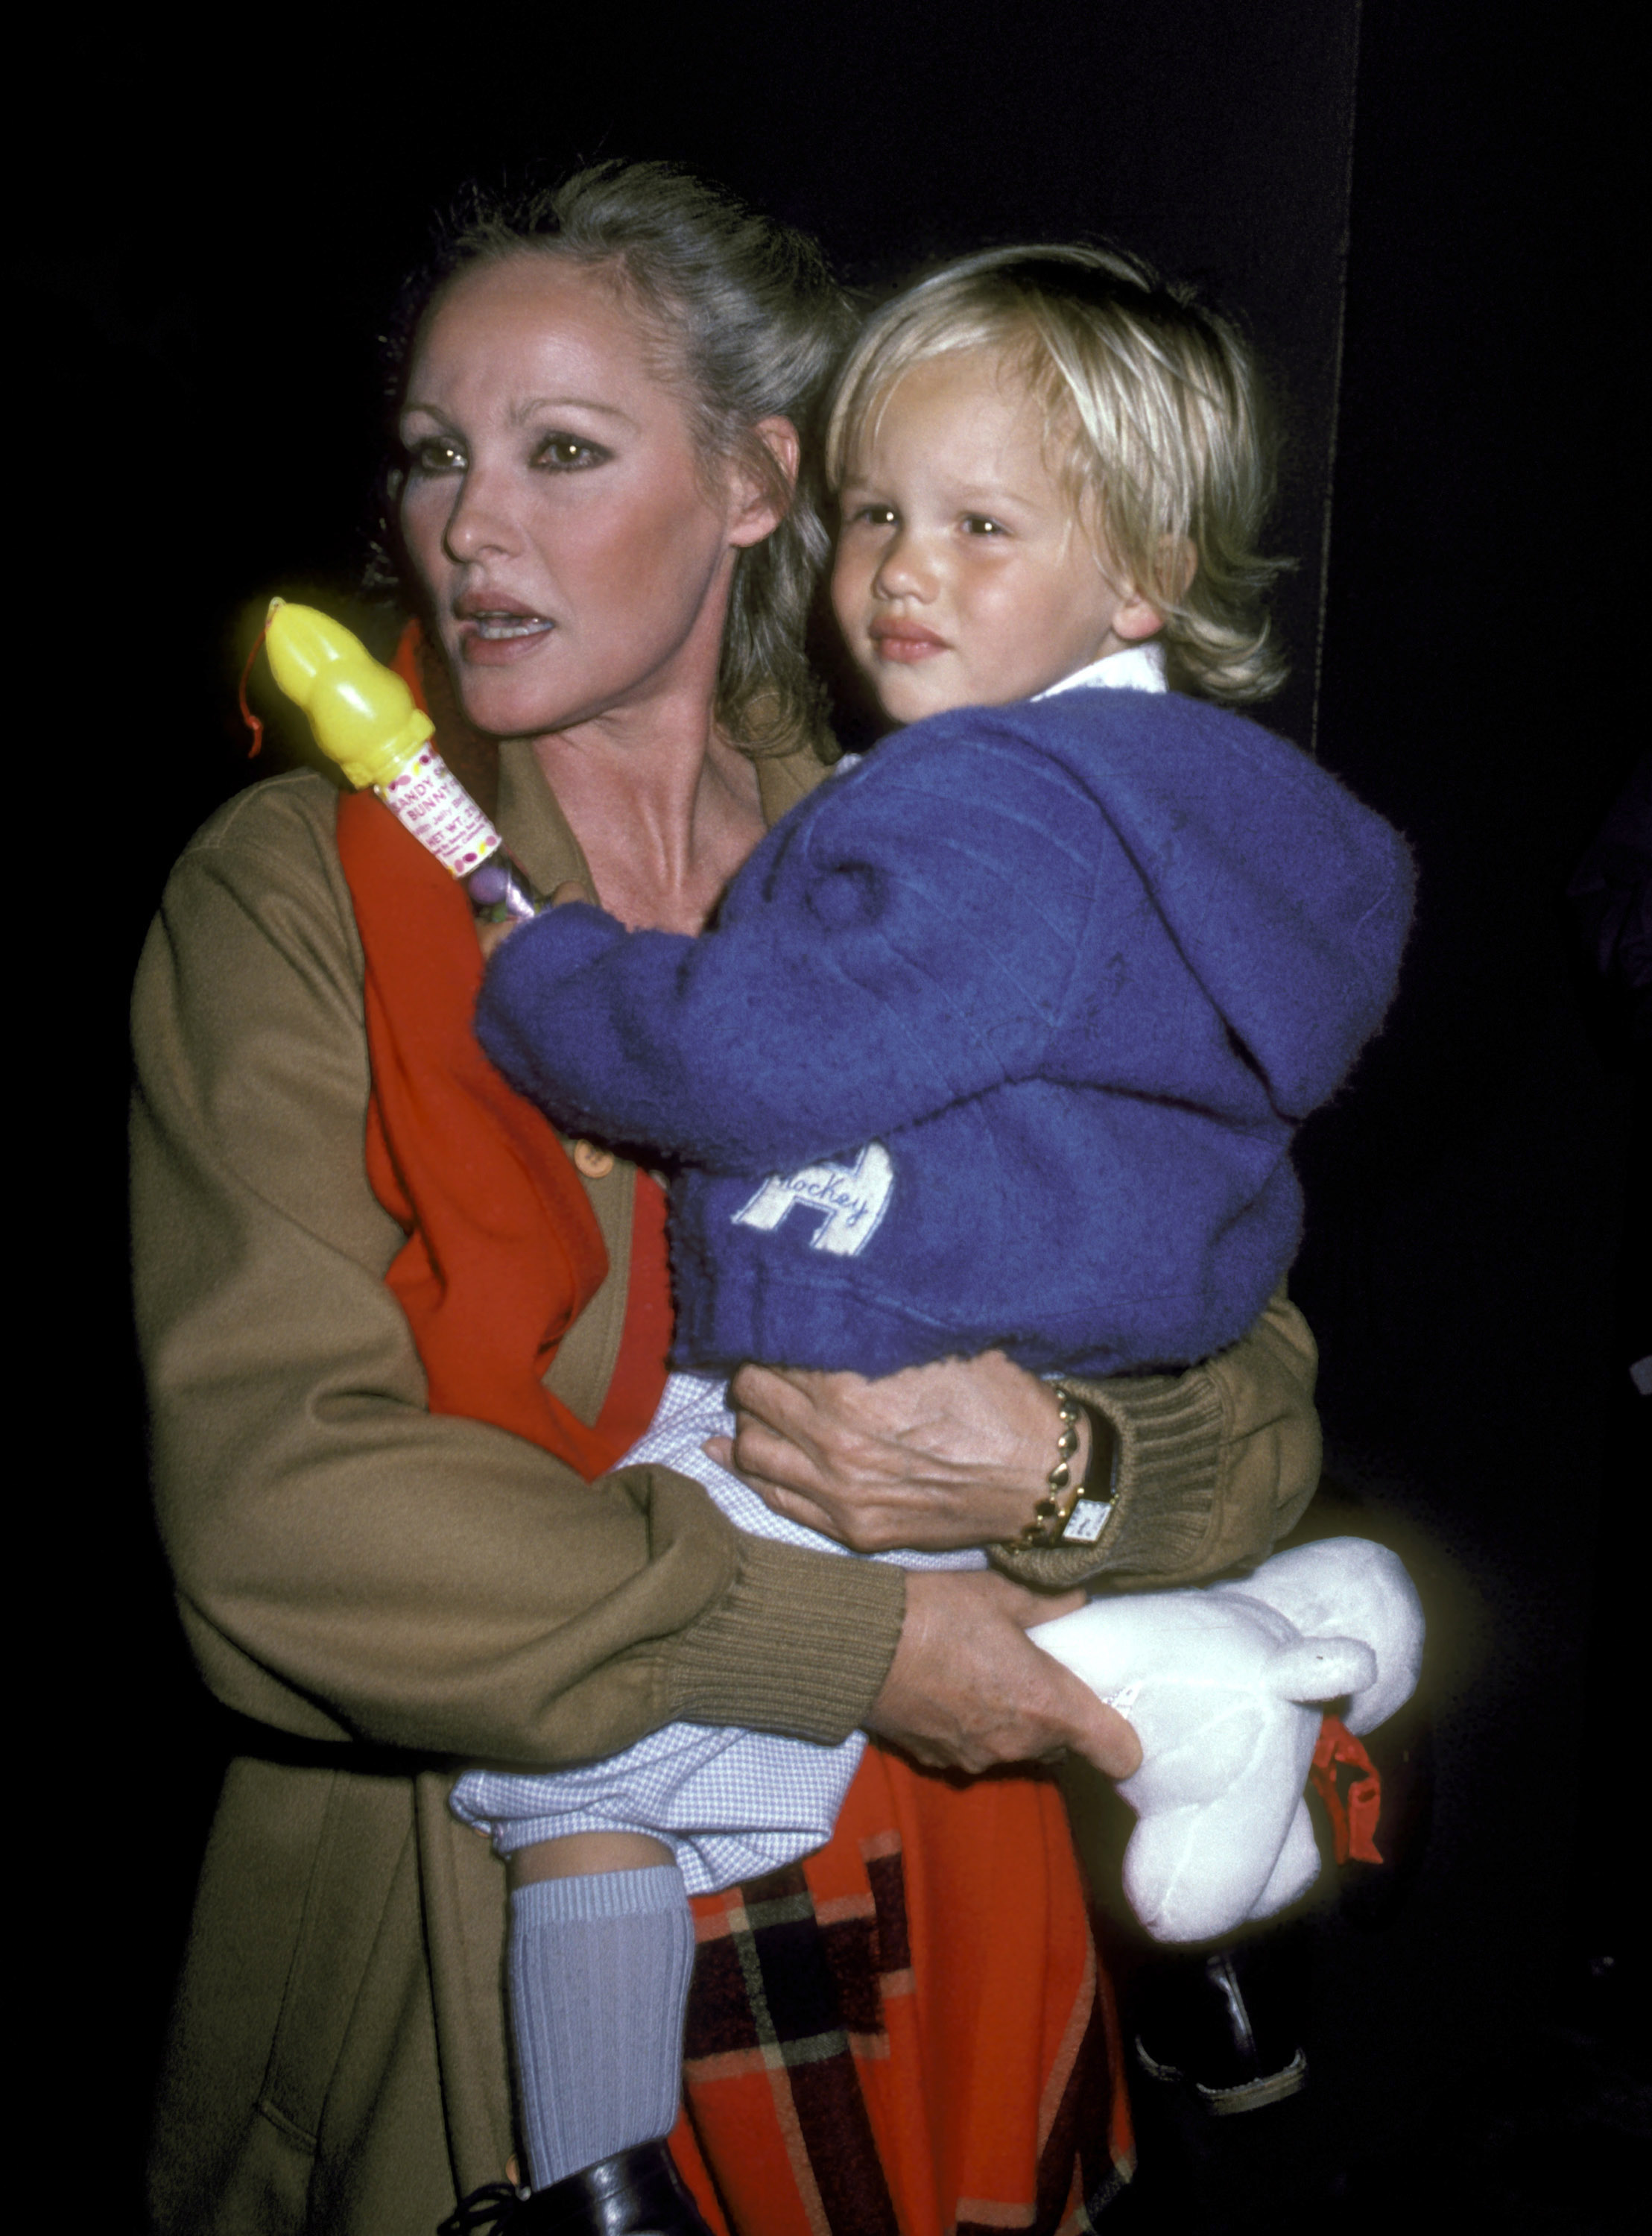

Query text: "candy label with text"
[382, 748, 501, 875]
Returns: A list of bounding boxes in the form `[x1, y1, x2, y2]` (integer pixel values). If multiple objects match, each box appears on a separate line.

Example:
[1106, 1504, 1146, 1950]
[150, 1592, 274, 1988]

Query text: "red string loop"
[240, 614, 274, 759]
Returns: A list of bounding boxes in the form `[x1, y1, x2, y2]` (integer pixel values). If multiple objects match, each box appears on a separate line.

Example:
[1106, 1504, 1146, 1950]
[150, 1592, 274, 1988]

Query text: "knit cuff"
[990, 1366, 1224, 1591]
[661, 1535, 906, 1745]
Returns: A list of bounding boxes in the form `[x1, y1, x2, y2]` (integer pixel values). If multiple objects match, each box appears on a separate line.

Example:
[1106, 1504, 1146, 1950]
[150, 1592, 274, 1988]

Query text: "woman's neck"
[529, 690, 765, 935]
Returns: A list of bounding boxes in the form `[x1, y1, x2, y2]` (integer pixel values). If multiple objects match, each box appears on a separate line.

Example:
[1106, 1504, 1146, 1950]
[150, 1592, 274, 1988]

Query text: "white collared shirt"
[834, 642, 1168, 778]
[1035, 642, 1168, 698]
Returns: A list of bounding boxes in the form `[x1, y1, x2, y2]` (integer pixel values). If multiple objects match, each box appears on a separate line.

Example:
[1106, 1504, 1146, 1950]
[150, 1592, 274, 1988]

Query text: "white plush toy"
[1031, 1537, 1424, 1944]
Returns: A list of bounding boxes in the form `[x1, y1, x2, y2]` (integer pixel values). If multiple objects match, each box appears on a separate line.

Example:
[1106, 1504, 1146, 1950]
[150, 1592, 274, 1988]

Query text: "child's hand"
[474, 878, 593, 961]
[475, 916, 519, 962]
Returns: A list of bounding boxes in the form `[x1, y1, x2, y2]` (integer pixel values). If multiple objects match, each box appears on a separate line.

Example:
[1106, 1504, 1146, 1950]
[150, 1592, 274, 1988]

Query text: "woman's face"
[399, 256, 770, 740]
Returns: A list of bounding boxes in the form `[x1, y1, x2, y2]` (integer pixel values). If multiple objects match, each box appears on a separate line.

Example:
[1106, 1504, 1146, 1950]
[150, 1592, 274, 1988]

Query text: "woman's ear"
[729, 417, 801, 549]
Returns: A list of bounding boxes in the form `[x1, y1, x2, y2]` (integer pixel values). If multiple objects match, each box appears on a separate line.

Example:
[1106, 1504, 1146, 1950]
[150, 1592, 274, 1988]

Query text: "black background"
[25, 1, 1640, 2222]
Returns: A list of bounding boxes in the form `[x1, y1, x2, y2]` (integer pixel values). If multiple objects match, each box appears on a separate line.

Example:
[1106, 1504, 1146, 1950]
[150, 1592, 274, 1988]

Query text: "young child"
[451, 245, 1414, 2207]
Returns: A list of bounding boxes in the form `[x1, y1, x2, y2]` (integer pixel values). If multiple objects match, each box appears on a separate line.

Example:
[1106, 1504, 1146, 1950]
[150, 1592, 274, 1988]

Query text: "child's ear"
[730, 417, 801, 549]
[1115, 537, 1198, 642]
[1156, 536, 1199, 607]
[1113, 589, 1168, 643]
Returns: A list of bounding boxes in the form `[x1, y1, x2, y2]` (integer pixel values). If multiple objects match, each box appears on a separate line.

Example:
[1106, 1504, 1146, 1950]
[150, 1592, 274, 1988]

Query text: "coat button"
[572, 1139, 615, 1179]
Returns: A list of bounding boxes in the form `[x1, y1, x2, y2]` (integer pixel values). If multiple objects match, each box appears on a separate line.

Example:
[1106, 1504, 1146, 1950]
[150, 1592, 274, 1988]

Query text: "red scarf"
[338, 625, 1130, 2235]
[336, 628, 671, 1479]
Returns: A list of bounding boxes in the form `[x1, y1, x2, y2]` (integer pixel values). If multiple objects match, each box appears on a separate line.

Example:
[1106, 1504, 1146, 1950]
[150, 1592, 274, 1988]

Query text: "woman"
[134, 163, 1323, 2236]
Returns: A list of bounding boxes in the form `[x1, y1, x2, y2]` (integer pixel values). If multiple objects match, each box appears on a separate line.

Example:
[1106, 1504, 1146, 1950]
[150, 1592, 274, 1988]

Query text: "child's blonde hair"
[825, 244, 1289, 704]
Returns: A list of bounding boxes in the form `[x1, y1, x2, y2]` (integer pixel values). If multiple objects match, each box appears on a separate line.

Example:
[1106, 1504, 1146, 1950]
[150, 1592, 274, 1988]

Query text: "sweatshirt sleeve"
[131, 777, 904, 1765]
[991, 1283, 1322, 1591]
[475, 743, 1097, 1172]
[476, 700, 1415, 1175]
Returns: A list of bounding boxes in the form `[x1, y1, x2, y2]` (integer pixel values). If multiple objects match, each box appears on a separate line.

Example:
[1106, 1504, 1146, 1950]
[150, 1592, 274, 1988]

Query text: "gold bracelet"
[1012, 1388, 1083, 1547]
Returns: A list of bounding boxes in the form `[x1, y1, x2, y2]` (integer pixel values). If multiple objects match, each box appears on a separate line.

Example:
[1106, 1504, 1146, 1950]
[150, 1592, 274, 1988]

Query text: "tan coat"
[135, 738, 1322, 2233]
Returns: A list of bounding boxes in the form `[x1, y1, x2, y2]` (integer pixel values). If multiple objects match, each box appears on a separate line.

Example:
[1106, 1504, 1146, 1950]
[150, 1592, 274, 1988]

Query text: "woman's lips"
[870, 622, 947, 665]
[456, 611, 557, 666]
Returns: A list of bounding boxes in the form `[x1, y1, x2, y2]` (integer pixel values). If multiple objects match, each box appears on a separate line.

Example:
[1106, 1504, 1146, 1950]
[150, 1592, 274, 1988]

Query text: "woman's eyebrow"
[397, 395, 642, 430]
[512, 394, 640, 429]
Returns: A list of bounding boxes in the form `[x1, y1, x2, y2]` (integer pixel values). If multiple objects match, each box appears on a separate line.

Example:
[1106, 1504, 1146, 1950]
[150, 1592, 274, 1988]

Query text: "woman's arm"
[1004, 1284, 1322, 1590]
[132, 774, 907, 1766]
[720, 1285, 1320, 1591]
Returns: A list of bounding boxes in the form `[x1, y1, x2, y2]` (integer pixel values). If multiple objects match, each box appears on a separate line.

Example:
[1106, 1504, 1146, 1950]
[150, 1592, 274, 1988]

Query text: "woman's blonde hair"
[824, 244, 1289, 703]
[379, 162, 855, 753]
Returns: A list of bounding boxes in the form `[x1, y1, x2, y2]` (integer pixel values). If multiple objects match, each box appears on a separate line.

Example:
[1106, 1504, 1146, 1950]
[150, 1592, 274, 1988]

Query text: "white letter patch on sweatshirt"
[732, 1143, 895, 1257]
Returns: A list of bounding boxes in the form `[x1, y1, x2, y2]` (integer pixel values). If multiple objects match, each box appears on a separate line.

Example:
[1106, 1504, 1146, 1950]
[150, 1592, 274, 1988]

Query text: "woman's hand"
[868, 1570, 1142, 1778]
[706, 1351, 1090, 1551]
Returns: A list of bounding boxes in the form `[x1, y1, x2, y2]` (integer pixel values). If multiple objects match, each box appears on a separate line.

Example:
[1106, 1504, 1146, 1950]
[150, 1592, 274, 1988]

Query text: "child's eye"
[406, 437, 466, 476]
[960, 514, 1007, 537]
[847, 502, 899, 528]
[535, 434, 608, 471]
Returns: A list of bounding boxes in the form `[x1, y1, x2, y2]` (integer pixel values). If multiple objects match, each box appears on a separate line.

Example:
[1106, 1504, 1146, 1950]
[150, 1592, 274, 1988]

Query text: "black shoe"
[439, 2141, 717, 2235]
[440, 2184, 528, 2234]
[1133, 1933, 1310, 2115]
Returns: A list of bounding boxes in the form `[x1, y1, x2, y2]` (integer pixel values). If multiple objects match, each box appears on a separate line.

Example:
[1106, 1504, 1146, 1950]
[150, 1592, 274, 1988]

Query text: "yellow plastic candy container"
[264, 599, 434, 790]
[262, 599, 534, 918]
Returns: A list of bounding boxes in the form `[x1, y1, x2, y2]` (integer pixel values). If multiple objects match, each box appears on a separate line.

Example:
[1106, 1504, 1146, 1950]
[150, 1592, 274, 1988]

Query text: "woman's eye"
[536, 435, 607, 471]
[406, 437, 466, 476]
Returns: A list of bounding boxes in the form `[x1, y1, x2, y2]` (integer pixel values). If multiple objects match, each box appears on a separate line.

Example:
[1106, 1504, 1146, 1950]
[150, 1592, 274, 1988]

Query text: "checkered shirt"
[449, 1371, 986, 1894]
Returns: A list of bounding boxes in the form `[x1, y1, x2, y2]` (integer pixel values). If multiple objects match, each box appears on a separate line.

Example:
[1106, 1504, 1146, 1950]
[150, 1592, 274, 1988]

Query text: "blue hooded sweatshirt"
[477, 687, 1413, 1377]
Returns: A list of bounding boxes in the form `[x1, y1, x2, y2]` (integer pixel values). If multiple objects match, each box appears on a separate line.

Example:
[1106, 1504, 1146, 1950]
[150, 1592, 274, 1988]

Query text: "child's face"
[832, 351, 1162, 724]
